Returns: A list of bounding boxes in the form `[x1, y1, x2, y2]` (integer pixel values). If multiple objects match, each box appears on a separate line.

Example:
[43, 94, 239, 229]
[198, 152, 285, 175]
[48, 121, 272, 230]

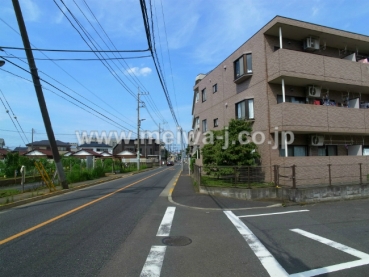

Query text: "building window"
[202, 119, 207, 132]
[234, 53, 252, 82]
[214, 118, 218, 127]
[150, 148, 153, 155]
[195, 91, 199, 103]
[235, 99, 254, 120]
[317, 146, 337, 156]
[279, 146, 307, 157]
[202, 88, 206, 102]
[213, 84, 217, 93]
[195, 117, 199, 130]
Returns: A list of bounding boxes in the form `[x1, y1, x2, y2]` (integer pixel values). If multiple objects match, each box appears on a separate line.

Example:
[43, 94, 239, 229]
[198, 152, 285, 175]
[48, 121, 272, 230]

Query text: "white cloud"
[125, 67, 152, 77]
[20, 0, 41, 22]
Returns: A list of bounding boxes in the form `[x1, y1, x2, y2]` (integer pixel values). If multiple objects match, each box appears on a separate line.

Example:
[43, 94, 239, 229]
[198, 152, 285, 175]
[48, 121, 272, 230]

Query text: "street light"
[0, 60, 5, 67]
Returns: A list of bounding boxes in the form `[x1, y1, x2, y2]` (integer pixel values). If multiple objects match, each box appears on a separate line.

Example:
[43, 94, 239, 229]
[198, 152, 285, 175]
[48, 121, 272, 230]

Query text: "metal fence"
[193, 163, 369, 189]
[275, 163, 369, 188]
[194, 165, 273, 188]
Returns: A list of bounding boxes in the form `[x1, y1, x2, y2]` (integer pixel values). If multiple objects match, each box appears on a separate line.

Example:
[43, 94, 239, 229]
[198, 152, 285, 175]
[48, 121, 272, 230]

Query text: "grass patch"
[201, 176, 274, 188]
[0, 189, 21, 198]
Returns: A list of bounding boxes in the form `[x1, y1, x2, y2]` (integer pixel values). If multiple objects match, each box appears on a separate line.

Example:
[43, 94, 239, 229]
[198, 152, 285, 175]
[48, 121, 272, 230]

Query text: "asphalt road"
[0, 166, 179, 276]
[1, 165, 369, 277]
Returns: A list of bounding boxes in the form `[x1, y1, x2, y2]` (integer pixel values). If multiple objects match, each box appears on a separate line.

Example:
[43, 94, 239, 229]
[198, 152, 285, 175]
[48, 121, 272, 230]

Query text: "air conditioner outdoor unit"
[311, 135, 324, 146]
[306, 86, 321, 97]
[303, 37, 320, 50]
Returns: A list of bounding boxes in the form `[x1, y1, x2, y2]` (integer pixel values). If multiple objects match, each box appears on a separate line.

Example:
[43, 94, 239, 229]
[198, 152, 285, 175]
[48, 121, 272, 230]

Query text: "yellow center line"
[0, 168, 170, 246]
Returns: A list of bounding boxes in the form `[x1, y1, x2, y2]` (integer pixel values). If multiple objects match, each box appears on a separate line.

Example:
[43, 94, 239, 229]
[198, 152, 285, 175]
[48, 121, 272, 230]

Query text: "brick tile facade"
[190, 16, 369, 185]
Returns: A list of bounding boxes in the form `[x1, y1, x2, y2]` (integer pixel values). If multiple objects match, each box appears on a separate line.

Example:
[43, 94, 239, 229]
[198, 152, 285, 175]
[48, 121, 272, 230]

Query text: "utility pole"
[31, 128, 34, 150]
[137, 88, 140, 171]
[145, 131, 147, 159]
[180, 127, 184, 172]
[12, 0, 68, 189]
[158, 123, 161, 167]
[137, 88, 147, 171]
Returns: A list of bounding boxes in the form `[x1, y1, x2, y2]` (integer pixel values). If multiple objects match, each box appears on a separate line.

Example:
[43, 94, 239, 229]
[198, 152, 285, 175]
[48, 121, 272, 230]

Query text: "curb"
[167, 171, 283, 211]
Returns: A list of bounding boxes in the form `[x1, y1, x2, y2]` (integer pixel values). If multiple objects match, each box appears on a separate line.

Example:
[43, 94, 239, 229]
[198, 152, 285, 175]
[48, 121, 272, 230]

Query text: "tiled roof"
[26, 140, 71, 147]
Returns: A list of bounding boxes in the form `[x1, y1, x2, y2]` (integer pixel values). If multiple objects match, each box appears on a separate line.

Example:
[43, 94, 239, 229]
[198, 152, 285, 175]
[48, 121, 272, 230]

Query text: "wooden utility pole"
[12, 0, 68, 189]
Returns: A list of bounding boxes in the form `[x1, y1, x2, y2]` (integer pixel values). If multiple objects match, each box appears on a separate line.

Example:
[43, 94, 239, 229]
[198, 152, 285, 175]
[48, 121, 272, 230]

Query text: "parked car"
[166, 161, 174, 166]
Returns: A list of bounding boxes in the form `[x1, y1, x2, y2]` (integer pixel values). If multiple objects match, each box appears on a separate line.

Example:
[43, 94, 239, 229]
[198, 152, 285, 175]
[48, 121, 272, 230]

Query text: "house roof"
[79, 142, 112, 148]
[26, 140, 71, 147]
[100, 151, 113, 157]
[71, 149, 103, 157]
[63, 151, 75, 156]
[13, 147, 28, 152]
[23, 149, 54, 158]
[115, 150, 142, 157]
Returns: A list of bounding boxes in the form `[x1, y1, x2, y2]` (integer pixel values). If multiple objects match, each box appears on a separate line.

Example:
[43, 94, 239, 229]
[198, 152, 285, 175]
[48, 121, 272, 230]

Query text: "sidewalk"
[171, 171, 281, 209]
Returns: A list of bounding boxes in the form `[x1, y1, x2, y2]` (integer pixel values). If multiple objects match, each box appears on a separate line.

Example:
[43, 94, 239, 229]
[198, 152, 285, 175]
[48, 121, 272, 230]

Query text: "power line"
[0, 88, 29, 144]
[0, 46, 149, 53]
[1, 18, 139, 125]
[0, 128, 77, 136]
[1, 57, 138, 135]
[65, 0, 165, 129]
[139, 0, 179, 127]
[159, 0, 180, 123]
[80, 1, 166, 127]
[0, 55, 151, 61]
[0, 94, 26, 145]
[54, 0, 137, 99]
[0, 67, 125, 132]
[1, 50, 137, 130]
[81, 0, 151, 95]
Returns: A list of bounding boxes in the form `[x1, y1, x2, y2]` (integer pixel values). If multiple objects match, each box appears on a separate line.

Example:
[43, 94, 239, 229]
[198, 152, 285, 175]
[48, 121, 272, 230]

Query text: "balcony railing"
[267, 49, 369, 87]
[270, 102, 369, 134]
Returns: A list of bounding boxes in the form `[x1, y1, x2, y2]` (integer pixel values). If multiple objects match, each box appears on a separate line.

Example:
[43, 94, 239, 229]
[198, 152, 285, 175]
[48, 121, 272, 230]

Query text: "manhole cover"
[162, 236, 192, 246]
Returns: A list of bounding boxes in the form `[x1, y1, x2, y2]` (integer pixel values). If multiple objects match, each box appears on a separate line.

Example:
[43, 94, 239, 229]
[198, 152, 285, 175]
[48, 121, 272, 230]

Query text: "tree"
[202, 119, 260, 175]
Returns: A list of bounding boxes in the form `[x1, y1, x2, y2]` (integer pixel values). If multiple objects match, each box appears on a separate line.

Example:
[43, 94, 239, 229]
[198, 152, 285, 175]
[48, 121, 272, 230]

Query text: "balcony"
[270, 102, 369, 134]
[267, 49, 369, 89]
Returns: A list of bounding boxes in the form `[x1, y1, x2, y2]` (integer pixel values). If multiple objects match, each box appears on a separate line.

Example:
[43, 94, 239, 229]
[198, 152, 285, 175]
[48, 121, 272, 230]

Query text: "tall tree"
[202, 119, 260, 168]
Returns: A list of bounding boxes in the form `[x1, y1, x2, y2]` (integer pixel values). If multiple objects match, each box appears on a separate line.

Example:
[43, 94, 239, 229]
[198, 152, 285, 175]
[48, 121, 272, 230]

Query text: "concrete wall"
[199, 184, 369, 203]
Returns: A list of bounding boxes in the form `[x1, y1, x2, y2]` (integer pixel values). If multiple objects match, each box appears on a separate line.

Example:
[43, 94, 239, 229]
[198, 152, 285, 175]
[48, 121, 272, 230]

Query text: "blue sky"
[0, 0, 368, 150]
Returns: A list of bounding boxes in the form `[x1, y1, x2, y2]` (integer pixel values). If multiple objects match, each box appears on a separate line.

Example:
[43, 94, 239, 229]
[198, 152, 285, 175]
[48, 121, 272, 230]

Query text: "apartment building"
[191, 16, 369, 184]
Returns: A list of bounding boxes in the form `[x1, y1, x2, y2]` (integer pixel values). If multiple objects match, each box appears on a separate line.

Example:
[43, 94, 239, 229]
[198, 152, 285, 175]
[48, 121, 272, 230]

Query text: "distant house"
[70, 149, 103, 159]
[26, 140, 71, 154]
[69, 142, 78, 152]
[12, 147, 28, 155]
[113, 138, 164, 161]
[78, 142, 113, 154]
[0, 149, 8, 160]
[0, 138, 5, 149]
[23, 149, 54, 159]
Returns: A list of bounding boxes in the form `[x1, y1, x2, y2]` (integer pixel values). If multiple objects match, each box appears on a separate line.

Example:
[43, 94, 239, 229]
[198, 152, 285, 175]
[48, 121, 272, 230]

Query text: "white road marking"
[238, 210, 309, 218]
[156, 206, 176, 237]
[140, 245, 166, 277]
[291, 228, 369, 259]
[224, 211, 289, 277]
[289, 229, 369, 276]
[289, 259, 369, 277]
